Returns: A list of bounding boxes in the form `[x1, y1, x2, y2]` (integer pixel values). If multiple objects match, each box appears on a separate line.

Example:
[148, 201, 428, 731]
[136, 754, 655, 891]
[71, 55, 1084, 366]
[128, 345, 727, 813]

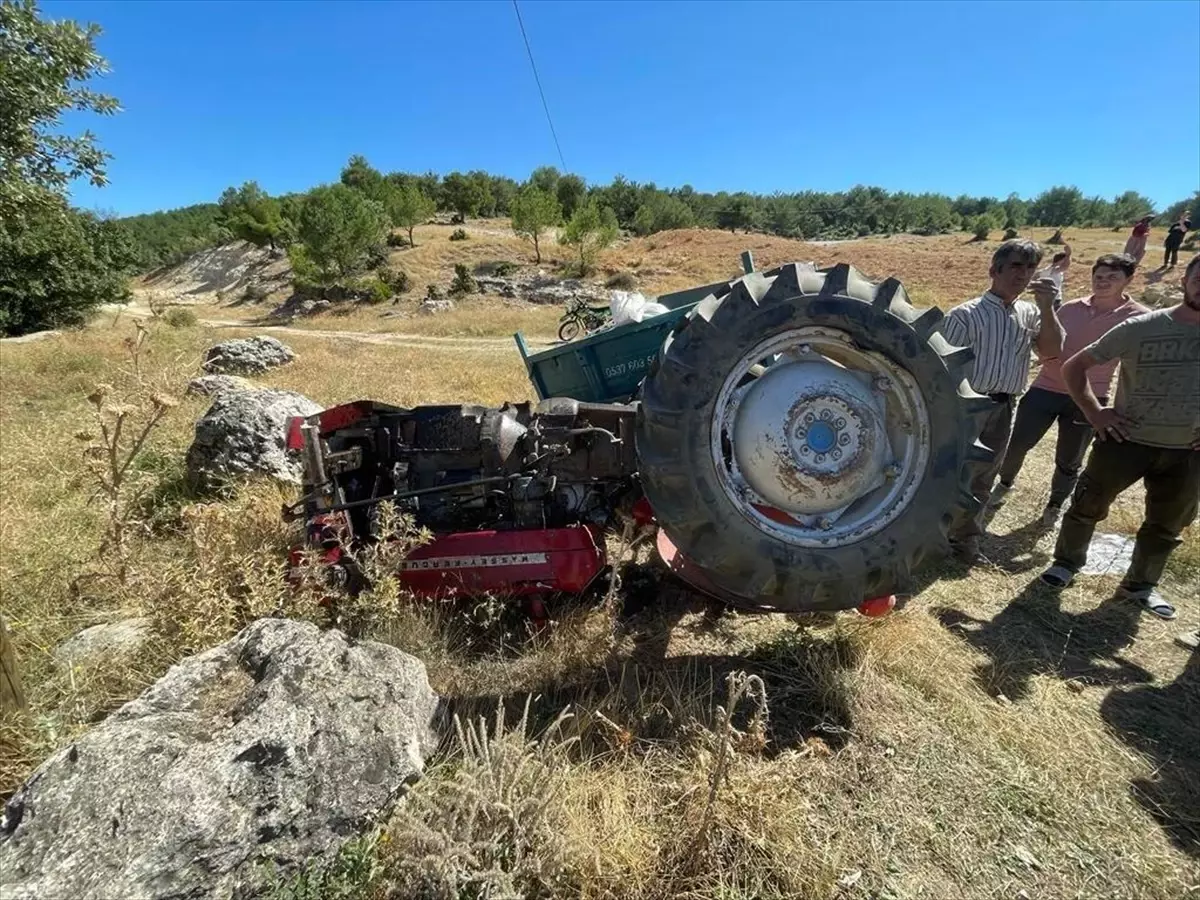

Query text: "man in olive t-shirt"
[1041, 254, 1200, 630]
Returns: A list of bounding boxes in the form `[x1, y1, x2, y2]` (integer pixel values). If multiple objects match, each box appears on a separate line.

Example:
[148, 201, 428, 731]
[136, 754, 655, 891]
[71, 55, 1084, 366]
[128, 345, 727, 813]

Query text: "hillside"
[2, 224, 1197, 899]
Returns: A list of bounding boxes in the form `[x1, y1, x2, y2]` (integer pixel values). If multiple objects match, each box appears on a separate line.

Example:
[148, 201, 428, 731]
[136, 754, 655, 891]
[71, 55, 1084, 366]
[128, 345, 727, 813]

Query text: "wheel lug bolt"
[873, 376, 892, 392]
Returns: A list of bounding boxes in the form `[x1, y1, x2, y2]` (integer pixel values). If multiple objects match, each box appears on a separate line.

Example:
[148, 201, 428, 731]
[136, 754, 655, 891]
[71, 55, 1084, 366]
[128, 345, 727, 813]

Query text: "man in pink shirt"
[990, 253, 1149, 526]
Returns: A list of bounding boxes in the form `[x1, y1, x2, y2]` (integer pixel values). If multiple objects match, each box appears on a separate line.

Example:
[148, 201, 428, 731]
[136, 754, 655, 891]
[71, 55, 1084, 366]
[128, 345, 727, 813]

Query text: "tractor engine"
[284, 397, 641, 599]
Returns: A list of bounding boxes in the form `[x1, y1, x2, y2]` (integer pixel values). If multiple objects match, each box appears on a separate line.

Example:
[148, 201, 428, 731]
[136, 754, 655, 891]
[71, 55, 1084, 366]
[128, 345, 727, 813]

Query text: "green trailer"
[514, 251, 757, 403]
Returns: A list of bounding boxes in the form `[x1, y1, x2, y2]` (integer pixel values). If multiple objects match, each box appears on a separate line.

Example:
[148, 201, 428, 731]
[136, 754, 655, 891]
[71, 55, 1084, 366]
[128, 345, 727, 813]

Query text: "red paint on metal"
[656, 528, 740, 603]
[752, 503, 799, 526]
[857, 595, 896, 617]
[397, 526, 604, 598]
[285, 415, 306, 451]
[318, 402, 369, 434]
[632, 496, 656, 526]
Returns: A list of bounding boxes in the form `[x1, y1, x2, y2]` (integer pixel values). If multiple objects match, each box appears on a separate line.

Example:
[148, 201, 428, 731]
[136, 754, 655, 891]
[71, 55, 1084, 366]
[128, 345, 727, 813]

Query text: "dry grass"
[2, 230, 1198, 900]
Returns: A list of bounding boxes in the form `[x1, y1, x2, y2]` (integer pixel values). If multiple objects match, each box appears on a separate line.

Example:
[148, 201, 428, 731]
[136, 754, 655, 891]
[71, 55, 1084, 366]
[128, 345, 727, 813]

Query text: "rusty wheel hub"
[711, 327, 931, 548]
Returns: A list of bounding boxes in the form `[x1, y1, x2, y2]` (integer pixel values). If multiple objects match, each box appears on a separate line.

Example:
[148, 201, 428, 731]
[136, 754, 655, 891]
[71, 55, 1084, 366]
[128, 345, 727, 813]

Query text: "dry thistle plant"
[75, 383, 178, 584]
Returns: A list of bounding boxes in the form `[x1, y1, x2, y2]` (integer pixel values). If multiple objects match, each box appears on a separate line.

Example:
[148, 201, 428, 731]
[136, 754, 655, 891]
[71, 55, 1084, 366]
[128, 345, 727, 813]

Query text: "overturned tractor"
[284, 261, 993, 614]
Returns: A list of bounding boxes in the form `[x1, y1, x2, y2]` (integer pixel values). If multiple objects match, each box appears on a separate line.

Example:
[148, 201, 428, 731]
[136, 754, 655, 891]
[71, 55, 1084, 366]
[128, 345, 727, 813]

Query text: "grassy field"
[2, 228, 1198, 899]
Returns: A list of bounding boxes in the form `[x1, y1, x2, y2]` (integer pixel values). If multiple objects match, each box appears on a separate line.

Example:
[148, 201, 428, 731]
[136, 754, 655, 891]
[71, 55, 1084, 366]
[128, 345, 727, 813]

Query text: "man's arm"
[1062, 348, 1133, 441]
[1030, 279, 1064, 358]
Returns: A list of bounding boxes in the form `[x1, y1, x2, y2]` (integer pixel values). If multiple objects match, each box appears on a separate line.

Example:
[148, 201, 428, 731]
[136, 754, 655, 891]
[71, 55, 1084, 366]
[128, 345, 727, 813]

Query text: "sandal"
[1176, 630, 1199, 651]
[1040, 564, 1074, 588]
[1117, 585, 1178, 620]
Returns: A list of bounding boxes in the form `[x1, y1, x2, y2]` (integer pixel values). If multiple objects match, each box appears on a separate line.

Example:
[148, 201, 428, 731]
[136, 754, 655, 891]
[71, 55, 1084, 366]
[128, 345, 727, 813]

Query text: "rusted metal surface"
[709, 326, 931, 548]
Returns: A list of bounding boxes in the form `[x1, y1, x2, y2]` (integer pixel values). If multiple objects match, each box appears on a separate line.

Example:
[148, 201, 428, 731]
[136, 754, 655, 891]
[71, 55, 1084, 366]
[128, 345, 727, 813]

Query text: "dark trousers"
[998, 386, 1103, 508]
[1165, 241, 1182, 267]
[1054, 440, 1200, 589]
[952, 395, 1014, 541]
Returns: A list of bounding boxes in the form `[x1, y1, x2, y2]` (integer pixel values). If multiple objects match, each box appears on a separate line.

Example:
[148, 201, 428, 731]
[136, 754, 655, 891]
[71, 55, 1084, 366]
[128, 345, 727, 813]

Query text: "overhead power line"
[512, 0, 567, 170]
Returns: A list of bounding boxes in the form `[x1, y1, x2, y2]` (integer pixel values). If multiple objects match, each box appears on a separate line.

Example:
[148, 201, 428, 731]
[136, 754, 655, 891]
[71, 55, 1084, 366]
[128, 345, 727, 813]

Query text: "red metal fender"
[398, 526, 606, 598]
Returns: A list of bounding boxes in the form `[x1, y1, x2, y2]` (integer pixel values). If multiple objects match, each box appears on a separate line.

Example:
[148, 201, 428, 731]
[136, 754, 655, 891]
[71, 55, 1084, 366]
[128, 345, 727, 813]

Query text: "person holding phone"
[990, 253, 1149, 528]
[940, 239, 1065, 563]
[1041, 254, 1200, 623]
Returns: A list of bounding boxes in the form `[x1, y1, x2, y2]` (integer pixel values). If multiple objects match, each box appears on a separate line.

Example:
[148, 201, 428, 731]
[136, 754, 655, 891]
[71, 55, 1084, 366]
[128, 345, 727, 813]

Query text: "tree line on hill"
[3, 0, 1198, 337]
[119, 157, 1200, 273]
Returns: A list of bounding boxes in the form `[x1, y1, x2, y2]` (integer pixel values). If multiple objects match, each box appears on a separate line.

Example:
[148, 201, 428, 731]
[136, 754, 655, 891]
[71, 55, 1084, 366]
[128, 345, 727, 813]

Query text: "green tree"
[385, 182, 435, 248]
[632, 193, 695, 236]
[1029, 186, 1084, 226]
[555, 174, 586, 218]
[510, 186, 562, 262]
[716, 193, 760, 233]
[1002, 193, 1028, 230]
[218, 181, 289, 250]
[442, 171, 487, 219]
[0, 0, 120, 221]
[296, 184, 388, 281]
[1, 193, 136, 335]
[529, 166, 560, 195]
[558, 199, 618, 274]
[1111, 190, 1156, 225]
[1157, 191, 1200, 226]
[340, 154, 385, 200]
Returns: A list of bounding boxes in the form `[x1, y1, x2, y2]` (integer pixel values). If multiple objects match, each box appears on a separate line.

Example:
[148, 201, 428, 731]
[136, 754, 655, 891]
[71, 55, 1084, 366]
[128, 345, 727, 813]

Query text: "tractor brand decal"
[399, 552, 550, 571]
[603, 351, 657, 380]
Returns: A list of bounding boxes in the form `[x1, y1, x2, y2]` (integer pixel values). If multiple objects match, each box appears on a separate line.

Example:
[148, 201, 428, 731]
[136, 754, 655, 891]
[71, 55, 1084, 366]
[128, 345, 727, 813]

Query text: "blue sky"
[46, 0, 1200, 217]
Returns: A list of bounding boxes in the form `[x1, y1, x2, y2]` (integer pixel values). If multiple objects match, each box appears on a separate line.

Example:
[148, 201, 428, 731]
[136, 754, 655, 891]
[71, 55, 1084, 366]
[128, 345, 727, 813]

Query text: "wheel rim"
[710, 326, 931, 548]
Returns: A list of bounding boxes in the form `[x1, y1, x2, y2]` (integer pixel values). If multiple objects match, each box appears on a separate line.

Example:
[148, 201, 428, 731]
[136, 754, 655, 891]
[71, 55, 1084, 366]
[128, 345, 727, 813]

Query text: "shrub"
[355, 276, 392, 305]
[1003, 227, 1019, 240]
[163, 307, 197, 328]
[474, 260, 518, 277]
[449, 263, 477, 296]
[605, 272, 637, 291]
[426, 284, 444, 302]
[381, 268, 410, 294]
[969, 215, 993, 242]
[385, 232, 408, 248]
[364, 243, 389, 271]
[449, 228, 468, 242]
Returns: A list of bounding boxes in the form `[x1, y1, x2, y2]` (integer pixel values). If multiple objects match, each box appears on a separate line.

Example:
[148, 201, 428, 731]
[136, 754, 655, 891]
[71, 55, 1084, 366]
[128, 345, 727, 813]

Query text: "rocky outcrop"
[186, 374, 255, 397]
[416, 298, 455, 315]
[201, 336, 295, 375]
[0, 618, 443, 900]
[474, 273, 609, 306]
[185, 388, 321, 491]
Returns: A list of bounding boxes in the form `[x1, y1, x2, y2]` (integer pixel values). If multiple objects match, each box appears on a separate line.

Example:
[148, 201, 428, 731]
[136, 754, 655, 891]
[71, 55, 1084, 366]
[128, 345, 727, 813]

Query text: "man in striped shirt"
[940, 239, 1065, 563]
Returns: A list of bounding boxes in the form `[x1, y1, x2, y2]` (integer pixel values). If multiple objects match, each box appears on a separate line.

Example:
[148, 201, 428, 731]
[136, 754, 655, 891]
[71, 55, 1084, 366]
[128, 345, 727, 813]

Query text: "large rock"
[53, 618, 150, 669]
[186, 388, 321, 491]
[186, 374, 254, 398]
[0, 618, 443, 900]
[416, 298, 455, 315]
[202, 336, 295, 375]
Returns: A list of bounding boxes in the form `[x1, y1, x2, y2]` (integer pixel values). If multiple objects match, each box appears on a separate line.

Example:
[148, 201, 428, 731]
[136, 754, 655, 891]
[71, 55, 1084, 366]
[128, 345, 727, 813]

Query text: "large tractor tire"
[636, 262, 995, 613]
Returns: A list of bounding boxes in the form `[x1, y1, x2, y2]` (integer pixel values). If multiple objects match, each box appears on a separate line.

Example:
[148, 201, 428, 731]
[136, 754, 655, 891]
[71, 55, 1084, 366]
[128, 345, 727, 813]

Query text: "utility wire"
[512, 0, 567, 169]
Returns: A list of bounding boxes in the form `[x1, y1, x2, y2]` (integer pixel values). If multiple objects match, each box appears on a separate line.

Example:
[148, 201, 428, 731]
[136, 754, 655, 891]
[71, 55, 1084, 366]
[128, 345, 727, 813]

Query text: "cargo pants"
[1053, 440, 1200, 590]
[950, 395, 1014, 544]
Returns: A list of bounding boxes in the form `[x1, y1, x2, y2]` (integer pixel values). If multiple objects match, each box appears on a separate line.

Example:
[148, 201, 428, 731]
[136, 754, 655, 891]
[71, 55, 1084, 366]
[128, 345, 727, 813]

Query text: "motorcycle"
[557, 297, 611, 342]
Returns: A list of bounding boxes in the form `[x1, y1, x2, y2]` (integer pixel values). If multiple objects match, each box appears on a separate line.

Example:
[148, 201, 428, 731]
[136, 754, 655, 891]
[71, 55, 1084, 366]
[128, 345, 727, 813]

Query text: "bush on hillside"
[386, 232, 408, 248]
[969, 215, 993, 242]
[381, 268, 411, 294]
[1004, 227, 1019, 240]
[164, 307, 198, 328]
[364, 243, 389, 271]
[449, 228, 468, 242]
[449, 264, 477, 296]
